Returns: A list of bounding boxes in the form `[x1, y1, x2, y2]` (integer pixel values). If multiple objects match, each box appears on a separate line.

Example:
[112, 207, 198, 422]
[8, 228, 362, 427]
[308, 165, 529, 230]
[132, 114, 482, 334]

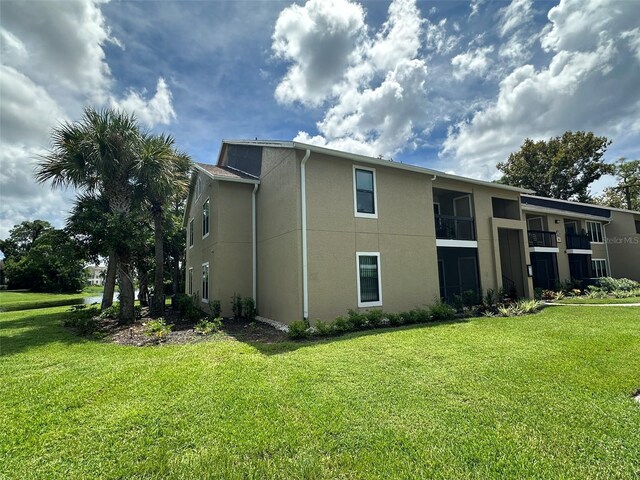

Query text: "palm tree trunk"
[118, 255, 135, 325]
[101, 250, 118, 310]
[151, 209, 164, 318]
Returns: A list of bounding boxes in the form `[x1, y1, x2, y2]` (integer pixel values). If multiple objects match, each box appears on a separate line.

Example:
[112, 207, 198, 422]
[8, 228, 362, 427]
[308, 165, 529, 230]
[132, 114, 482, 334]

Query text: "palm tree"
[36, 107, 144, 324]
[138, 133, 191, 317]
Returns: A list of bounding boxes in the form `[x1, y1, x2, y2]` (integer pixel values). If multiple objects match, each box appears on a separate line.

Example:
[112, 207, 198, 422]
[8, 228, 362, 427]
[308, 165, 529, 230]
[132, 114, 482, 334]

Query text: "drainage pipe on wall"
[252, 183, 259, 304]
[300, 149, 311, 321]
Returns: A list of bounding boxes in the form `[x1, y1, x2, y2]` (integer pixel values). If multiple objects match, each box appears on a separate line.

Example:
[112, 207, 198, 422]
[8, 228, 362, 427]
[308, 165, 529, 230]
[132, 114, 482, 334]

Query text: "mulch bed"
[96, 307, 288, 346]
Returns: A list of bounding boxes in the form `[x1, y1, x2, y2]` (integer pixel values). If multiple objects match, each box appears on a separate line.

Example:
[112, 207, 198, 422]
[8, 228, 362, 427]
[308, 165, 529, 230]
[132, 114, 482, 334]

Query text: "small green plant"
[242, 297, 256, 321]
[100, 302, 120, 319]
[332, 316, 352, 333]
[365, 309, 384, 327]
[451, 294, 464, 313]
[430, 301, 456, 321]
[346, 309, 367, 329]
[210, 299, 221, 318]
[314, 319, 334, 336]
[598, 277, 640, 292]
[63, 305, 101, 335]
[485, 288, 497, 305]
[178, 294, 203, 322]
[231, 293, 243, 319]
[586, 286, 607, 298]
[462, 290, 478, 308]
[288, 320, 311, 339]
[195, 317, 222, 335]
[410, 308, 431, 323]
[144, 318, 172, 339]
[518, 299, 543, 314]
[385, 312, 402, 326]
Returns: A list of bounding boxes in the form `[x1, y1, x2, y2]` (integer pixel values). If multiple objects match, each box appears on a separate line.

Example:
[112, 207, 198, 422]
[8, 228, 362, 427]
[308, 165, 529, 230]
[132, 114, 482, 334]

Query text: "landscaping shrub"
[365, 309, 384, 327]
[210, 300, 221, 319]
[485, 288, 497, 306]
[332, 316, 352, 333]
[314, 319, 334, 336]
[385, 312, 402, 326]
[63, 305, 100, 335]
[288, 320, 311, 339]
[462, 290, 478, 308]
[231, 293, 243, 319]
[346, 309, 367, 329]
[100, 302, 120, 320]
[586, 286, 608, 298]
[144, 318, 172, 339]
[597, 277, 640, 292]
[451, 294, 464, 313]
[410, 308, 431, 324]
[612, 289, 640, 298]
[195, 317, 222, 335]
[430, 301, 456, 321]
[496, 299, 543, 317]
[178, 294, 203, 322]
[242, 297, 256, 321]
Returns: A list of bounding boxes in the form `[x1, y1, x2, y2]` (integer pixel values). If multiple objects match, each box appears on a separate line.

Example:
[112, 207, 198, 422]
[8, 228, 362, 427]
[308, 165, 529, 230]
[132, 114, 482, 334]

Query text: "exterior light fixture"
[527, 264, 533, 277]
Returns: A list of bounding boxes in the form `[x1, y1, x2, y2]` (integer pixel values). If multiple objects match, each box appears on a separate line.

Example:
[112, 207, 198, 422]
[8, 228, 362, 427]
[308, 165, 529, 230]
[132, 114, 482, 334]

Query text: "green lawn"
[557, 296, 640, 305]
[0, 289, 103, 311]
[1, 303, 639, 479]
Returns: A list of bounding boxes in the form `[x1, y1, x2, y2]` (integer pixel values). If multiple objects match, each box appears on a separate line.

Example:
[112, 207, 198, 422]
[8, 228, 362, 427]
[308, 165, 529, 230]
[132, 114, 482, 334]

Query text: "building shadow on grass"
[0, 309, 89, 357]
[224, 318, 469, 356]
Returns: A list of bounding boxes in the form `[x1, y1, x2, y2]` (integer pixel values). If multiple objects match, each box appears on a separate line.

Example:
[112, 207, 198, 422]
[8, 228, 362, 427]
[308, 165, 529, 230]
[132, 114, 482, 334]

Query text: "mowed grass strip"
[1, 303, 639, 479]
[0, 290, 100, 311]
[557, 296, 640, 305]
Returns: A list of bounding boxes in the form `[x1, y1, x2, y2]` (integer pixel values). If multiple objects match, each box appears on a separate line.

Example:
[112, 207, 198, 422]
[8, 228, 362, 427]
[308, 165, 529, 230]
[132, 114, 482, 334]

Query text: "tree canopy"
[497, 131, 614, 202]
[594, 158, 640, 211]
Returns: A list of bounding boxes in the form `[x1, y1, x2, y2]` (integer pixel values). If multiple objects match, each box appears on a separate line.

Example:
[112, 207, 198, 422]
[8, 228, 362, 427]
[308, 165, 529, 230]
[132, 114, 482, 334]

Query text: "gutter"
[603, 219, 612, 277]
[300, 149, 311, 321]
[252, 183, 259, 303]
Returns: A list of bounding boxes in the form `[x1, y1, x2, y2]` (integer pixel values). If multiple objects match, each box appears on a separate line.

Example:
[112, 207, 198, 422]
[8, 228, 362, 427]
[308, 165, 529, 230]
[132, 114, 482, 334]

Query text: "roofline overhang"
[521, 204, 611, 221]
[522, 194, 640, 215]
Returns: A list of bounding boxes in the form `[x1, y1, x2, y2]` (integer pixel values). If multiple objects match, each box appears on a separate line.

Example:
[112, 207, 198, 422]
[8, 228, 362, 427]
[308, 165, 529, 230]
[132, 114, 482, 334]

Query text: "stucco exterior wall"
[606, 210, 640, 281]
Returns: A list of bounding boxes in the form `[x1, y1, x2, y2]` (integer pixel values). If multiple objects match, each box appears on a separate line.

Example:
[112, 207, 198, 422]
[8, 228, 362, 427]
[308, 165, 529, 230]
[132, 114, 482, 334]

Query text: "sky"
[1, 0, 639, 239]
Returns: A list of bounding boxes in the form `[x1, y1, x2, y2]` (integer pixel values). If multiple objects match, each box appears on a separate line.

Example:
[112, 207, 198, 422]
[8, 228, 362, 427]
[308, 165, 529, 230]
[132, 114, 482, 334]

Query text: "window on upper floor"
[202, 263, 209, 302]
[591, 259, 608, 277]
[357, 252, 382, 307]
[353, 166, 377, 218]
[188, 218, 194, 247]
[188, 268, 193, 295]
[586, 221, 603, 243]
[202, 198, 210, 238]
[195, 177, 202, 199]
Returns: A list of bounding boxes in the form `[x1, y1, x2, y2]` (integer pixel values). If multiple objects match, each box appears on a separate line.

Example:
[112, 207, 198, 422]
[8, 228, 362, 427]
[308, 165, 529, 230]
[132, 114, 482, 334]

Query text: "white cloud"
[275, 0, 430, 158]
[499, 0, 533, 38]
[425, 18, 460, 55]
[110, 77, 176, 127]
[469, 0, 484, 18]
[443, 0, 640, 179]
[451, 46, 493, 80]
[272, 0, 366, 106]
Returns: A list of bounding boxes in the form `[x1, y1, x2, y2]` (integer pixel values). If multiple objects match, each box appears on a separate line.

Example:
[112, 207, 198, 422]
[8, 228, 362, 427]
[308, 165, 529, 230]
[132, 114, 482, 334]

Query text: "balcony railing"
[527, 230, 557, 248]
[566, 233, 591, 249]
[435, 214, 475, 240]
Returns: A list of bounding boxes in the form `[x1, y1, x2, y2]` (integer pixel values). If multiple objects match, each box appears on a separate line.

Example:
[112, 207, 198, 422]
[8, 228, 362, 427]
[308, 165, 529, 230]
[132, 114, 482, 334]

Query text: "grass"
[1, 302, 639, 479]
[0, 289, 105, 311]
[557, 296, 640, 305]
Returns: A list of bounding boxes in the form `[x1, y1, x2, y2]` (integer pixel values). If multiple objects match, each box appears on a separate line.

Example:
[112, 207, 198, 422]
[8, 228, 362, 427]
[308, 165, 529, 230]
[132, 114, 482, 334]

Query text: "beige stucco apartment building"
[184, 140, 640, 326]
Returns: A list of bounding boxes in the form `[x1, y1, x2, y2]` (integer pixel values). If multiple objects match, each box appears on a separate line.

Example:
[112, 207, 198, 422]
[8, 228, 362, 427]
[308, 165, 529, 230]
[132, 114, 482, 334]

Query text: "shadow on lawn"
[228, 318, 469, 356]
[0, 310, 89, 357]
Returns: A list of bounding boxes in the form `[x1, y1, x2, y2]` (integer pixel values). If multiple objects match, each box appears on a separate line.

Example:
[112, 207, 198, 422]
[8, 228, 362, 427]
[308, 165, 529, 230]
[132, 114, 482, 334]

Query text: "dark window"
[587, 221, 603, 243]
[189, 219, 194, 246]
[355, 169, 375, 215]
[202, 199, 210, 237]
[202, 264, 209, 301]
[188, 268, 193, 294]
[358, 254, 380, 304]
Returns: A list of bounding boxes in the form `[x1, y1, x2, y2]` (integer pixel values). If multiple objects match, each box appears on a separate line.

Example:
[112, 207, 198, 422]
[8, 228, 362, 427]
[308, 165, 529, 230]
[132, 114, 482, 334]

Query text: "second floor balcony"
[435, 214, 476, 241]
[527, 230, 557, 248]
[566, 233, 591, 250]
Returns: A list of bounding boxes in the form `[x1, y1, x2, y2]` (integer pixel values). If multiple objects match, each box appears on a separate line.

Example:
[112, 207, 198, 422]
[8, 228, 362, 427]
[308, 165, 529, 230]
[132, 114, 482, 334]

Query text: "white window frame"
[353, 165, 378, 219]
[202, 262, 209, 302]
[356, 252, 382, 307]
[527, 216, 544, 231]
[188, 267, 193, 295]
[586, 221, 603, 243]
[202, 197, 210, 239]
[591, 258, 608, 278]
[188, 218, 194, 248]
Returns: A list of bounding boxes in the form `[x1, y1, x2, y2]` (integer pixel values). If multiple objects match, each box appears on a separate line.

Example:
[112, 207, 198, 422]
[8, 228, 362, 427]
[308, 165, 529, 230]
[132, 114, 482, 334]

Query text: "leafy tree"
[593, 158, 640, 210]
[2, 222, 85, 292]
[138, 133, 191, 317]
[497, 131, 614, 202]
[0, 220, 53, 261]
[36, 108, 143, 324]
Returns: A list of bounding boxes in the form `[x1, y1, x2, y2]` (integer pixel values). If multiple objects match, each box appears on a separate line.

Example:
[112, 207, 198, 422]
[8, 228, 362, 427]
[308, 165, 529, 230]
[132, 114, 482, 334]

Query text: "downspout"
[603, 219, 612, 276]
[252, 183, 259, 304]
[300, 149, 311, 321]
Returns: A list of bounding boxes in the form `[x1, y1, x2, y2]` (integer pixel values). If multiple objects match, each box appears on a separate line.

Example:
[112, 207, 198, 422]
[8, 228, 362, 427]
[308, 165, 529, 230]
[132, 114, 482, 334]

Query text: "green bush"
[178, 294, 203, 322]
[410, 308, 431, 324]
[100, 302, 120, 320]
[210, 300, 221, 318]
[597, 277, 640, 293]
[346, 309, 367, 329]
[332, 316, 352, 333]
[195, 317, 222, 335]
[496, 299, 543, 317]
[586, 286, 608, 298]
[365, 309, 384, 327]
[242, 297, 256, 321]
[144, 318, 172, 339]
[231, 293, 243, 319]
[462, 290, 478, 308]
[63, 305, 101, 335]
[485, 288, 497, 305]
[288, 320, 311, 339]
[385, 312, 402, 326]
[314, 319, 334, 336]
[430, 301, 456, 321]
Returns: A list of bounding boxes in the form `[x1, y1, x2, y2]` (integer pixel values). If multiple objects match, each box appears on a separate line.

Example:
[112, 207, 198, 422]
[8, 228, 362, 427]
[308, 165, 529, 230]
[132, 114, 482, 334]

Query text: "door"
[458, 256, 479, 295]
[564, 221, 578, 235]
[453, 195, 473, 240]
[527, 216, 544, 231]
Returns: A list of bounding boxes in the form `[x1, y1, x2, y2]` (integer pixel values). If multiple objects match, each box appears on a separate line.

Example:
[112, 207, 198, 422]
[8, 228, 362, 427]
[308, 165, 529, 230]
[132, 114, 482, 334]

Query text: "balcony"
[566, 233, 591, 250]
[435, 214, 475, 241]
[527, 230, 557, 248]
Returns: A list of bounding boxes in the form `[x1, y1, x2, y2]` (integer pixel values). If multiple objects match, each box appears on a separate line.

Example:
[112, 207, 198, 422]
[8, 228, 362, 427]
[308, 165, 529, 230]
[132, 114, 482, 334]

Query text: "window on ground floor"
[591, 259, 608, 277]
[202, 262, 209, 302]
[188, 268, 193, 295]
[356, 252, 382, 307]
